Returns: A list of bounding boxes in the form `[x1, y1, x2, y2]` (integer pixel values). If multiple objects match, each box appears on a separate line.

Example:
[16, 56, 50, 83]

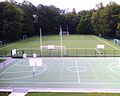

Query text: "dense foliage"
[0, 0, 120, 43]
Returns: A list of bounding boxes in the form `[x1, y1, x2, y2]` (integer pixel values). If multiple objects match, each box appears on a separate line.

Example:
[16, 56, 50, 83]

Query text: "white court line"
[89, 62, 98, 80]
[60, 61, 64, 80]
[0, 43, 16, 49]
[1, 81, 120, 85]
[0, 60, 20, 76]
[75, 60, 80, 83]
[92, 36, 120, 50]
[95, 48, 101, 56]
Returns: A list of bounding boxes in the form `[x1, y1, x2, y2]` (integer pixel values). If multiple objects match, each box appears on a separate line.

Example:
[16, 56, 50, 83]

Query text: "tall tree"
[76, 10, 93, 34]
[21, 0, 37, 37]
[36, 5, 61, 35]
[1, 1, 23, 41]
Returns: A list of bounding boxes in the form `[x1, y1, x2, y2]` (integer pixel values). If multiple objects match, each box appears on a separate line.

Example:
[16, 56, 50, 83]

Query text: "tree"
[1, 1, 23, 41]
[91, 2, 120, 38]
[20, 0, 37, 37]
[36, 5, 61, 35]
[76, 10, 93, 34]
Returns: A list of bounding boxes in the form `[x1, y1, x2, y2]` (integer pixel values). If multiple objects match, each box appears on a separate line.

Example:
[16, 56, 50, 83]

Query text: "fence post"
[114, 50, 115, 57]
[76, 48, 77, 57]
[104, 50, 105, 57]
[95, 50, 96, 57]
[31, 50, 33, 57]
[49, 50, 51, 57]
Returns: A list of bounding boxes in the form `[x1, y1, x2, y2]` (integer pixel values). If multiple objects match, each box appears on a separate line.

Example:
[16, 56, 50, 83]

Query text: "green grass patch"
[0, 92, 10, 96]
[0, 59, 5, 63]
[26, 92, 120, 96]
[0, 35, 120, 57]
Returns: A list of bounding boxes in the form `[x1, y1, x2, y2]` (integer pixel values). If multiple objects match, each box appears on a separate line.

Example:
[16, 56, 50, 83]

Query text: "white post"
[60, 26, 63, 57]
[40, 28, 42, 57]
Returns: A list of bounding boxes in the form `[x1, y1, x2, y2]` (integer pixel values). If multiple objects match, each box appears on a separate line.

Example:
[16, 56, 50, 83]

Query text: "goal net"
[114, 39, 120, 46]
[59, 31, 69, 36]
[40, 45, 67, 57]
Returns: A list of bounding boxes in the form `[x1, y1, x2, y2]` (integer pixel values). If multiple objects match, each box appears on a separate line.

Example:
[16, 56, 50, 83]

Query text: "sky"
[0, 0, 120, 12]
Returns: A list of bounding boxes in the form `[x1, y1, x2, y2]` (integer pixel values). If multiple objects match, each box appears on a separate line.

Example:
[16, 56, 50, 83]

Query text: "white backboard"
[29, 58, 42, 66]
[97, 45, 104, 49]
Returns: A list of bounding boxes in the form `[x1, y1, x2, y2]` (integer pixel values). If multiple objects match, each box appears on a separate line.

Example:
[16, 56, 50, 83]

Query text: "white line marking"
[0, 81, 120, 85]
[95, 48, 101, 56]
[0, 43, 16, 49]
[92, 36, 120, 50]
[89, 62, 98, 80]
[60, 61, 64, 80]
[0, 60, 20, 76]
[75, 60, 80, 83]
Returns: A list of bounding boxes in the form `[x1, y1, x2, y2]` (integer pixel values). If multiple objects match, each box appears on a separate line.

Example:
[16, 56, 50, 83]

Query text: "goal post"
[40, 45, 67, 57]
[0, 41, 2, 46]
[23, 35, 27, 40]
[114, 39, 120, 46]
[59, 25, 69, 36]
[59, 31, 69, 36]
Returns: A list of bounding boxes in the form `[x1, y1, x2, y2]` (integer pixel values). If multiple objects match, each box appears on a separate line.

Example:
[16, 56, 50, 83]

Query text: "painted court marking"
[1, 81, 120, 85]
[0, 60, 48, 80]
[92, 36, 120, 50]
[0, 60, 21, 76]
[0, 57, 120, 92]
[60, 61, 64, 80]
[89, 62, 98, 80]
[75, 60, 80, 83]
[67, 66, 87, 73]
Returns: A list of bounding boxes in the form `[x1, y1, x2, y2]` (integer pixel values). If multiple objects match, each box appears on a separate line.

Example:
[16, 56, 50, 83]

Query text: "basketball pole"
[60, 26, 63, 57]
[40, 28, 42, 57]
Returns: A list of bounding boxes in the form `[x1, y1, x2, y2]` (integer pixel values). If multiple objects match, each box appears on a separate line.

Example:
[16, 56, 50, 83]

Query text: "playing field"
[0, 57, 120, 93]
[0, 35, 120, 57]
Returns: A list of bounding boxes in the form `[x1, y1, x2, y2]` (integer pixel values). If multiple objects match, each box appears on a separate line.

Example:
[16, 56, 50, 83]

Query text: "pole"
[40, 28, 42, 57]
[60, 26, 63, 57]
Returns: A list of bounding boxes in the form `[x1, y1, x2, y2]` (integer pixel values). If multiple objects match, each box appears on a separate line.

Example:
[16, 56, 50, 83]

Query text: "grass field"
[26, 92, 120, 96]
[0, 59, 3, 63]
[0, 92, 120, 96]
[0, 35, 120, 57]
[0, 92, 10, 96]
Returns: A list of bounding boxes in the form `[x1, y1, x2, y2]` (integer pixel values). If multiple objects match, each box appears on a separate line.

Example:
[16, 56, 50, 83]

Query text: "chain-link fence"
[1, 48, 120, 58]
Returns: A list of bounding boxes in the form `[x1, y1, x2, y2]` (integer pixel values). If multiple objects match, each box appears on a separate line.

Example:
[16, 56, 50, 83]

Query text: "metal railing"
[0, 49, 120, 58]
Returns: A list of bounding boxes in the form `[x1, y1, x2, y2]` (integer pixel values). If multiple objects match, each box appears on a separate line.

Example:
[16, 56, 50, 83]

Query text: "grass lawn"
[0, 59, 5, 63]
[26, 92, 120, 96]
[0, 92, 10, 96]
[0, 35, 120, 57]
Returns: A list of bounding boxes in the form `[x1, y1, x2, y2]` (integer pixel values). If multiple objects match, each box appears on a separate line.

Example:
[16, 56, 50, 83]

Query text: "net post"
[76, 48, 77, 57]
[104, 50, 106, 57]
[49, 49, 51, 57]
[95, 49, 96, 57]
[85, 49, 87, 57]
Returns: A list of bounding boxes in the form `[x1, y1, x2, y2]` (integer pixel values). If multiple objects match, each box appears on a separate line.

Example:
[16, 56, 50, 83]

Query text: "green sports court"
[0, 57, 120, 92]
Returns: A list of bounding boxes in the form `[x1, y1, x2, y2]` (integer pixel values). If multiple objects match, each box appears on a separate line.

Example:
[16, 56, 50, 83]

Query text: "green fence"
[1, 48, 120, 58]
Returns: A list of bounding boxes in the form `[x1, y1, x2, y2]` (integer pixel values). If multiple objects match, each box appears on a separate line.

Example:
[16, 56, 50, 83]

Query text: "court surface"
[0, 57, 120, 92]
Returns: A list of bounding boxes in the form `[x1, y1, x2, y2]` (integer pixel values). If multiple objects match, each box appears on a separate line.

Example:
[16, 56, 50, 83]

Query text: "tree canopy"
[0, 0, 120, 43]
